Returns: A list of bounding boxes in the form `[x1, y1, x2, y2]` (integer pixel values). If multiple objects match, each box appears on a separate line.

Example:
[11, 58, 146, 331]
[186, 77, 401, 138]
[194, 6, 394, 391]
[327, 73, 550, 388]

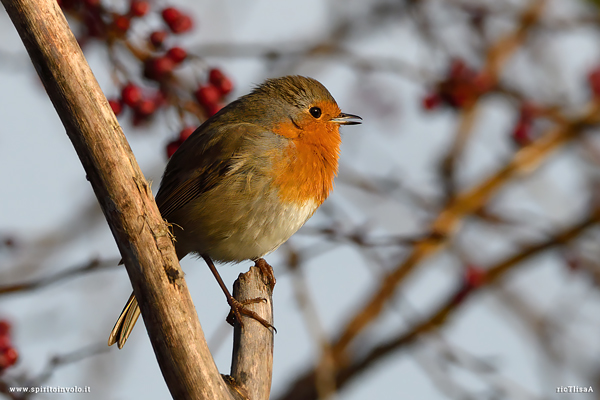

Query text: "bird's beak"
[330, 113, 362, 125]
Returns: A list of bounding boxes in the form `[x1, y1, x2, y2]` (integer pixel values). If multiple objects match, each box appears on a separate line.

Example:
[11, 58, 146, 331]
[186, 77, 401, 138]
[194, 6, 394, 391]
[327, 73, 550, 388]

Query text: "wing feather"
[155, 122, 279, 218]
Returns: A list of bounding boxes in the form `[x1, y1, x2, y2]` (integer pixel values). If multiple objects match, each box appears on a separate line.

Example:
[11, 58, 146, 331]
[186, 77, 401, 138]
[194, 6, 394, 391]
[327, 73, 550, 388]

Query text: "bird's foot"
[254, 258, 276, 291]
[226, 296, 276, 332]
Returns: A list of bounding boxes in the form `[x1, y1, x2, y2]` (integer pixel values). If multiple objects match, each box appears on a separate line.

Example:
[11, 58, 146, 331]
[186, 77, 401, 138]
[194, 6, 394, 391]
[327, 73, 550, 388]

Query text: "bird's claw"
[254, 258, 276, 291]
[226, 297, 276, 332]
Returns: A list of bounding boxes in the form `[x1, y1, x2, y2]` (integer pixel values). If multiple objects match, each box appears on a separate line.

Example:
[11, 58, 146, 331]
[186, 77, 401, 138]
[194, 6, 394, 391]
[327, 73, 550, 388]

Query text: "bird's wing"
[155, 122, 277, 219]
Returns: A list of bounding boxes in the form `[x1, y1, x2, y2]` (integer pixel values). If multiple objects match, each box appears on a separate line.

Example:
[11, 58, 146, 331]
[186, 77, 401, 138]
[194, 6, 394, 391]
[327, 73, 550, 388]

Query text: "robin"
[108, 75, 361, 348]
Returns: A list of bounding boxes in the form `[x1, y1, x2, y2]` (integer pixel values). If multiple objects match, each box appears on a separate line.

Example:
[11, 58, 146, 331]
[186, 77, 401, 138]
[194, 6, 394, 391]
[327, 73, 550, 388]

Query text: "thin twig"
[0, 258, 119, 296]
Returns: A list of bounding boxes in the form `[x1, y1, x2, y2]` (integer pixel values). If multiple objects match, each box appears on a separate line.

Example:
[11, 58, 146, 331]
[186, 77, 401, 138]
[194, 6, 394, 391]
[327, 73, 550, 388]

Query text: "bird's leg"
[202, 255, 274, 331]
[254, 257, 276, 291]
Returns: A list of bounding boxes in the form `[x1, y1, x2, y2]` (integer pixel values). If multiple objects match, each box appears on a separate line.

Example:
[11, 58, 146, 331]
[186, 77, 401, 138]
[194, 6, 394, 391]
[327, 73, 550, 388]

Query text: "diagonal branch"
[278, 211, 599, 400]
[331, 113, 591, 363]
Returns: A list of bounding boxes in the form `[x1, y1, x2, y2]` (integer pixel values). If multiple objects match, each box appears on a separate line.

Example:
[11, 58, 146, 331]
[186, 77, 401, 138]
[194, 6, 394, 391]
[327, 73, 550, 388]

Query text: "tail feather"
[108, 292, 141, 349]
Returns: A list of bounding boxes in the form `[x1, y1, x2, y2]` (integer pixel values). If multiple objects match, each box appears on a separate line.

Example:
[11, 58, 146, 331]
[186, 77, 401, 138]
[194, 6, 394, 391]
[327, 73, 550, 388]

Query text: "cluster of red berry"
[422, 59, 550, 148]
[160, 7, 193, 34]
[164, 68, 233, 158]
[58, 0, 235, 158]
[422, 59, 493, 111]
[195, 69, 233, 117]
[98, 3, 194, 125]
[110, 83, 167, 126]
[508, 65, 600, 148]
[57, 0, 159, 40]
[0, 320, 17, 373]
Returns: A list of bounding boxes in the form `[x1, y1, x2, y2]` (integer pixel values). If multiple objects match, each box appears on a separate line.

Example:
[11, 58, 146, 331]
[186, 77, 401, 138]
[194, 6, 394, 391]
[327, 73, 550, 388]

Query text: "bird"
[108, 75, 361, 349]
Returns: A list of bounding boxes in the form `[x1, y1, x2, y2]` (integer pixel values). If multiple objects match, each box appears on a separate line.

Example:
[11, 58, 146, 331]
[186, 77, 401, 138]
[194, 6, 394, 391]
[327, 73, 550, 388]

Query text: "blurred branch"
[298, 225, 429, 248]
[287, 250, 336, 400]
[417, 336, 548, 400]
[278, 210, 599, 400]
[0, 258, 119, 296]
[331, 105, 595, 363]
[441, 0, 546, 196]
[193, 42, 426, 81]
[28, 344, 109, 388]
[192, 1, 427, 81]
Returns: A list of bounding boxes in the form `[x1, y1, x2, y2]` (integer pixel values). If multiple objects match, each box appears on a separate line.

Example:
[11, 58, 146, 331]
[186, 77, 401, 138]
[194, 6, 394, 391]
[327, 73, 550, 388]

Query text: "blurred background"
[1, 0, 600, 399]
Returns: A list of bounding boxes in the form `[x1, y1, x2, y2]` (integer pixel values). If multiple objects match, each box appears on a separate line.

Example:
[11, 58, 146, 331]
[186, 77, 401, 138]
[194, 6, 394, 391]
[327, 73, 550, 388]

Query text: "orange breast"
[270, 120, 341, 205]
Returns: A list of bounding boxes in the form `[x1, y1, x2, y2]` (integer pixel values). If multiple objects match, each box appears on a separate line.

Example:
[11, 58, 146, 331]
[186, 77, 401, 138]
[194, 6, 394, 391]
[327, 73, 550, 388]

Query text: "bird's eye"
[309, 107, 322, 118]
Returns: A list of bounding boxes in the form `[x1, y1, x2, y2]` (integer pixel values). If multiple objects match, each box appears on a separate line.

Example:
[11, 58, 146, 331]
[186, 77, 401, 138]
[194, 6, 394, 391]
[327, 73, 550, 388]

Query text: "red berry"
[169, 15, 193, 34]
[589, 66, 600, 98]
[161, 8, 194, 34]
[206, 103, 223, 116]
[512, 119, 531, 147]
[436, 59, 481, 109]
[166, 47, 187, 63]
[154, 56, 175, 76]
[108, 99, 122, 116]
[144, 56, 175, 81]
[135, 99, 156, 116]
[149, 30, 167, 48]
[512, 103, 537, 146]
[0, 321, 10, 336]
[422, 93, 441, 110]
[121, 83, 142, 107]
[473, 71, 494, 93]
[449, 59, 472, 80]
[464, 265, 486, 289]
[519, 102, 539, 121]
[452, 265, 486, 305]
[208, 68, 225, 86]
[166, 139, 182, 158]
[3, 348, 18, 368]
[161, 7, 181, 25]
[564, 252, 579, 272]
[195, 84, 220, 107]
[129, 0, 149, 17]
[0, 336, 11, 352]
[208, 69, 233, 95]
[446, 83, 473, 109]
[217, 77, 233, 95]
[113, 15, 131, 33]
[179, 127, 195, 141]
[0, 354, 8, 370]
